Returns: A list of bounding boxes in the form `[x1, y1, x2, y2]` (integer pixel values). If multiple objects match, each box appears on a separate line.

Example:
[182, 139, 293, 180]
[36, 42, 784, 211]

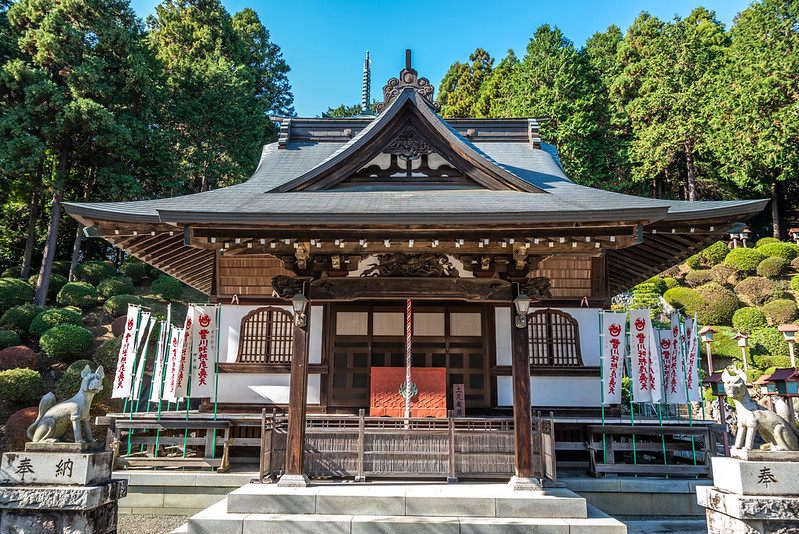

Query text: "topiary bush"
[685, 269, 713, 288]
[631, 283, 662, 318]
[51, 261, 71, 278]
[710, 263, 741, 286]
[55, 359, 110, 403]
[732, 307, 768, 333]
[0, 368, 43, 403]
[663, 277, 680, 290]
[149, 267, 163, 278]
[151, 275, 183, 301]
[39, 324, 94, 359]
[0, 345, 37, 370]
[103, 295, 142, 318]
[120, 262, 147, 284]
[757, 257, 789, 279]
[0, 330, 22, 350]
[97, 276, 135, 299]
[751, 326, 791, 364]
[29, 308, 84, 338]
[685, 254, 703, 269]
[0, 304, 45, 337]
[701, 241, 730, 266]
[28, 273, 68, 300]
[758, 242, 798, 262]
[0, 278, 34, 313]
[735, 276, 778, 307]
[756, 237, 780, 248]
[93, 337, 122, 373]
[4, 406, 38, 451]
[792, 274, 799, 292]
[663, 287, 703, 314]
[640, 276, 668, 295]
[1, 266, 21, 278]
[56, 282, 98, 308]
[695, 282, 740, 326]
[762, 298, 798, 325]
[74, 260, 116, 286]
[724, 248, 768, 275]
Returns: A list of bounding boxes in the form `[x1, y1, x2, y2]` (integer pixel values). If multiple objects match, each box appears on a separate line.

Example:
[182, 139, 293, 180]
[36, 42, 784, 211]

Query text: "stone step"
[188, 499, 627, 534]
[225, 482, 589, 519]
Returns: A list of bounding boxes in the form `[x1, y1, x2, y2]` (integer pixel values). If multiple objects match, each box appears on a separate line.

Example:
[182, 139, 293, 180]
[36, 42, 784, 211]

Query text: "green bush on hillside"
[103, 295, 142, 317]
[701, 241, 730, 266]
[757, 257, 789, 279]
[1, 266, 21, 278]
[0, 304, 45, 337]
[762, 299, 798, 325]
[756, 237, 780, 248]
[55, 359, 110, 403]
[119, 262, 147, 284]
[751, 326, 791, 364]
[685, 269, 713, 287]
[695, 282, 740, 326]
[97, 277, 135, 299]
[735, 277, 778, 307]
[710, 263, 741, 286]
[685, 254, 702, 269]
[724, 248, 768, 275]
[0, 368, 43, 403]
[39, 324, 94, 358]
[0, 330, 22, 350]
[56, 282, 99, 308]
[29, 308, 84, 338]
[0, 278, 33, 314]
[663, 277, 680, 290]
[94, 337, 122, 373]
[732, 307, 768, 333]
[631, 283, 662, 319]
[151, 275, 183, 301]
[74, 261, 116, 286]
[28, 273, 68, 300]
[791, 258, 799, 273]
[51, 261, 71, 278]
[758, 242, 798, 261]
[641, 276, 668, 295]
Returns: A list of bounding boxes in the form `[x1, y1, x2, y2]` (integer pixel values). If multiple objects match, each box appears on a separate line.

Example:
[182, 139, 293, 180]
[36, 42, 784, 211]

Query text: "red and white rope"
[405, 298, 412, 419]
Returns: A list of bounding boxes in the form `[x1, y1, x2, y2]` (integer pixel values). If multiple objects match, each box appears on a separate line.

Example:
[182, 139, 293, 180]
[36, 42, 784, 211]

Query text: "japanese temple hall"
[64, 52, 767, 480]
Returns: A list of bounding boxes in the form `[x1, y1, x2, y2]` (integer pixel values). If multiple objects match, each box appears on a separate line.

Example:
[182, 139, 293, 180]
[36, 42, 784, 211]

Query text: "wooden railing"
[258, 410, 556, 484]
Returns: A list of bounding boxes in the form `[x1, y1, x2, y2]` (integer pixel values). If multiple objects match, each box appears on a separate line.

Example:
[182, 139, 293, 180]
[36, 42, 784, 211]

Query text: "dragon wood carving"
[360, 253, 459, 278]
[522, 277, 552, 301]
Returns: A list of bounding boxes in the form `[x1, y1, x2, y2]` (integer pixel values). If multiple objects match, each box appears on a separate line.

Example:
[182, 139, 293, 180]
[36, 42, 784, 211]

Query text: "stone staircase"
[174, 481, 627, 533]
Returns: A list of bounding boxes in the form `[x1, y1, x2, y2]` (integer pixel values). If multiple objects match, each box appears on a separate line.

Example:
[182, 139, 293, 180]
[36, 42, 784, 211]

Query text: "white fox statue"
[27, 365, 105, 444]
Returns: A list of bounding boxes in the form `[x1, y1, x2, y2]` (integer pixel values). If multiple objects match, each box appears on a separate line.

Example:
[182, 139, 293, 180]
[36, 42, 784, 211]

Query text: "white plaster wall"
[495, 307, 512, 366]
[217, 374, 321, 404]
[529, 307, 601, 366]
[497, 376, 600, 407]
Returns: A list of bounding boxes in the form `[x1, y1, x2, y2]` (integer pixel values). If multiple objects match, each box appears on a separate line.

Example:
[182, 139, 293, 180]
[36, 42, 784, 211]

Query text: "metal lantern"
[699, 326, 716, 343]
[513, 293, 531, 329]
[291, 292, 308, 327]
[763, 369, 799, 397]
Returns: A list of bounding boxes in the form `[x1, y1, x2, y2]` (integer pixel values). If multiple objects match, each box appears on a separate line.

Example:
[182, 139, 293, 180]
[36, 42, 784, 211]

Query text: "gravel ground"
[117, 514, 188, 534]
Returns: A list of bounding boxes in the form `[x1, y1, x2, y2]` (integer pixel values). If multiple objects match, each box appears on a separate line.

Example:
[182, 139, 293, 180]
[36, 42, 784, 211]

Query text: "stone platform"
[179, 481, 627, 533]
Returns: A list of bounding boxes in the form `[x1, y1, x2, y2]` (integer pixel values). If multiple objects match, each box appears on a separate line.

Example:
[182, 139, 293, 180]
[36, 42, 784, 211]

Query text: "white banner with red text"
[601, 312, 626, 405]
[628, 309, 662, 403]
[112, 306, 141, 399]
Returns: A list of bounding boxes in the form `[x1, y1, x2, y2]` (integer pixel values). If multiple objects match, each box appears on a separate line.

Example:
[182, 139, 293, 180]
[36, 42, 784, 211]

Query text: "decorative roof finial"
[376, 49, 440, 113]
[361, 51, 371, 114]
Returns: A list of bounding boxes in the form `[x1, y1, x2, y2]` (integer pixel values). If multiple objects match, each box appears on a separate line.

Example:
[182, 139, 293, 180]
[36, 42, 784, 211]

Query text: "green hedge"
[663, 287, 702, 313]
[97, 277, 135, 299]
[151, 275, 183, 301]
[758, 242, 798, 261]
[685, 254, 702, 269]
[103, 295, 142, 317]
[74, 261, 116, 286]
[792, 258, 799, 273]
[732, 307, 768, 333]
[51, 261, 71, 278]
[0, 368, 43, 403]
[28, 273, 68, 300]
[93, 337, 122, 373]
[1, 266, 21, 278]
[701, 241, 730, 266]
[724, 248, 768, 275]
[735, 277, 778, 307]
[685, 269, 713, 287]
[663, 277, 680, 290]
[757, 257, 789, 279]
[0, 330, 22, 350]
[119, 262, 147, 284]
[0, 278, 34, 313]
[695, 282, 740, 326]
[39, 324, 94, 358]
[710, 263, 741, 286]
[29, 308, 84, 338]
[791, 274, 799, 292]
[640, 276, 668, 294]
[56, 282, 99, 308]
[631, 283, 662, 319]
[762, 299, 798, 325]
[751, 327, 791, 366]
[0, 304, 45, 337]
[55, 359, 110, 403]
[756, 237, 780, 248]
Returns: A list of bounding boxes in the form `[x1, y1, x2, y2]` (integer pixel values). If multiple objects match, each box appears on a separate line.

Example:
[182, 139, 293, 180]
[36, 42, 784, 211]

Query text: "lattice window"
[236, 307, 293, 363]
[527, 309, 583, 366]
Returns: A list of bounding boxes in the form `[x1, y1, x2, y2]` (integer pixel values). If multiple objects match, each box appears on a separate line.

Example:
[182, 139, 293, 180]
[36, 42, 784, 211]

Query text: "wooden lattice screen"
[527, 309, 583, 366]
[236, 307, 293, 363]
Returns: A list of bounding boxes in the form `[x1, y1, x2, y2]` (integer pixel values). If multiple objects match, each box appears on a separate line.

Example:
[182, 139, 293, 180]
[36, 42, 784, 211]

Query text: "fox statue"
[27, 365, 104, 444]
[723, 368, 799, 451]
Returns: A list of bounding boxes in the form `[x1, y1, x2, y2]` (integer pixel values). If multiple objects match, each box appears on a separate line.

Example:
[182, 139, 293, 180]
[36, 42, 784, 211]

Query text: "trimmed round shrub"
[0, 304, 45, 336]
[120, 262, 147, 284]
[724, 248, 768, 275]
[762, 298, 798, 325]
[751, 326, 791, 363]
[735, 277, 778, 307]
[732, 307, 768, 333]
[792, 274, 799, 292]
[55, 359, 110, 403]
[631, 283, 662, 318]
[758, 242, 798, 261]
[0, 330, 22, 350]
[663, 287, 702, 312]
[29, 308, 84, 338]
[4, 406, 38, 451]
[111, 315, 127, 337]
[39, 324, 94, 358]
[0, 278, 34, 313]
[695, 282, 740, 326]
[685, 269, 713, 287]
[56, 282, 98, 308]
[94, 337, 122, 373]
[756, 237, 780, 247]
[151, 275, 183, 301]
[757, 257, 789, 279]
[641, 276, 668, 294]
[51, 261, 71, 278]
[0, 368, 43, 403]
[1, 266, 21, 278]
[0, 346, 37, 370]
[663, 277, 680, 289]
[710, 263, 741, 286]
[103, 295, 142, 318]
[74, 260, 116, 286]
[149, 267, 163, 278]
[765, 284, 791, 304]
[685, 254, 702, 269]
[97, 277, 135, 299]
[28, 273, 68, 300]
[701, 241, 730, 266]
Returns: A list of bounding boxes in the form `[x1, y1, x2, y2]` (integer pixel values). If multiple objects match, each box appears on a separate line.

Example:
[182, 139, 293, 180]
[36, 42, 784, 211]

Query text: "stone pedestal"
[698, 452, 799, 533]
[0, 443, 126, 534]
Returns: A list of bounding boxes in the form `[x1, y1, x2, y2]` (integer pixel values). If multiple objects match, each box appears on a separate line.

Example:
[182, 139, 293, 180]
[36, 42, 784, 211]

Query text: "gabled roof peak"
[376, 49, 440, 113]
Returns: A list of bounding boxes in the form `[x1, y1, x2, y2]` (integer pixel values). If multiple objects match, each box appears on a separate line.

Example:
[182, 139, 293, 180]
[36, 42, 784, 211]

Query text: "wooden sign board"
[370, 367, 447, 418]
[452, 384, 465, 417]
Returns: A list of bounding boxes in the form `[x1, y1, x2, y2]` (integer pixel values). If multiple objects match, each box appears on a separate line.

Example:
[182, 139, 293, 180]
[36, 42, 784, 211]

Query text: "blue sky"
[129, 0, 753, 117]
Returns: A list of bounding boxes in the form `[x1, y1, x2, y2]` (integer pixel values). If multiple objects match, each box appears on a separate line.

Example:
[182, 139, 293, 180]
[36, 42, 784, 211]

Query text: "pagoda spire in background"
[361, 51, 371, 114]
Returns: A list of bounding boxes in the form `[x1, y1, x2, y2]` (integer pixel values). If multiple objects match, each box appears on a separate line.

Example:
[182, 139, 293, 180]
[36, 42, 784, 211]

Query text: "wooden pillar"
[510, 303, 534, 479]
[280, 302, 311, 486]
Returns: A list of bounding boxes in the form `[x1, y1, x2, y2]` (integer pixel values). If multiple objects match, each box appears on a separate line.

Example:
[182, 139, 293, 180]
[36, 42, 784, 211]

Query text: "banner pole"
[154, 321, 167, 460]
[655, 328, 668, 470]
[211, 304, 221, 460]
[126, 306, 144, 457]
[679, 314, 698, 467]
[625, 312, 637, 466]
[182, 306, 194, 462]
[695, 312, 707, 423]
[599, 311, 607, 465]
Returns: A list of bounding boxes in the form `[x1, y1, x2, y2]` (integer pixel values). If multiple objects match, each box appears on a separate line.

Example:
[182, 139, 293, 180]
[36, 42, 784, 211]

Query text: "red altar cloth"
[370, 367, 447, 418]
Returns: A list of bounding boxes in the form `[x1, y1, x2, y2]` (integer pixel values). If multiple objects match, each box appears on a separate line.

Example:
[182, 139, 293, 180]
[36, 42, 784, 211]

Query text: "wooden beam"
[510, 292, 533, 479]
[284, 304, 310, 477]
